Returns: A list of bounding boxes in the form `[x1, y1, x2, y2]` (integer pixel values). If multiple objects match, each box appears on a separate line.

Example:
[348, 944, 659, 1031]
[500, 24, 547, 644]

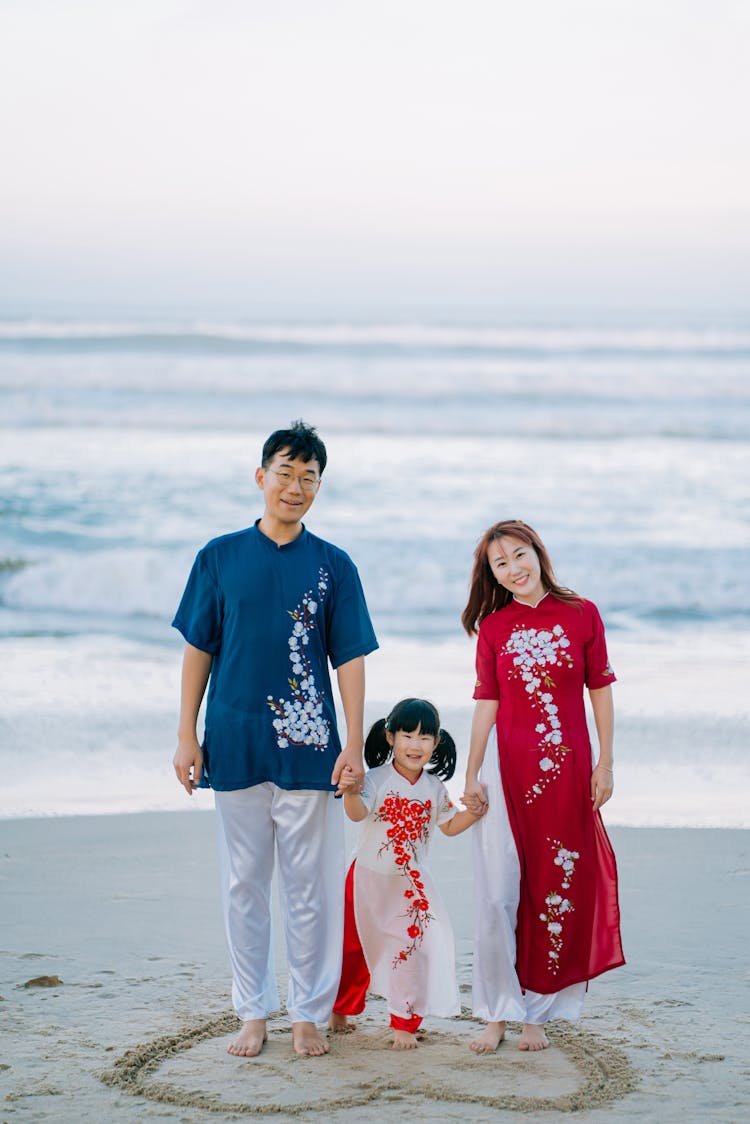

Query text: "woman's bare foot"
[392, 1028, 419, 1050]
[227, 1018, 267, 1057]
[292, 1021, 329, 1056]
[328, 1012, 355, 1033]
[519, 1023, 549, 1051]
[469, 1020, 506, 1053]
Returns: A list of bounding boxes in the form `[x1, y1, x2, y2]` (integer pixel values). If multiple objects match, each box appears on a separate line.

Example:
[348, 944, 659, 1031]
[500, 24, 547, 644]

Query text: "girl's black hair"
[364, 697, 457, 781]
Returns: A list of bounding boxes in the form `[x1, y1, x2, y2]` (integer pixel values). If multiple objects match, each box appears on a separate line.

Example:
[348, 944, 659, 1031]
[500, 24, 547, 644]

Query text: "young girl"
[331, 698, 484, 1049]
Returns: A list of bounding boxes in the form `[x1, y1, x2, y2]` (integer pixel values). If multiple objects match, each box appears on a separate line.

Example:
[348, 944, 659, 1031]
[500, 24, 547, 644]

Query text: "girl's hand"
[462, 777, 488, 816]
[591, 764, 614, 811]
[337, 764, 366, 800]
[336, 765, 361, 796]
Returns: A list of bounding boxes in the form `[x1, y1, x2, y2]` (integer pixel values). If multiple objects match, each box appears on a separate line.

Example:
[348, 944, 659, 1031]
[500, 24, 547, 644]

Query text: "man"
[172, 420, 378, 1058]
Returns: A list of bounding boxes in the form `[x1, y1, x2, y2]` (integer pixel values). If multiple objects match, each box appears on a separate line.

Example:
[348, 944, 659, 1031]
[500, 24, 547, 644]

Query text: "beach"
[3, 0, 750, 1113]
[1, 318, 748, 1120]
[1, 812, 747, 1122]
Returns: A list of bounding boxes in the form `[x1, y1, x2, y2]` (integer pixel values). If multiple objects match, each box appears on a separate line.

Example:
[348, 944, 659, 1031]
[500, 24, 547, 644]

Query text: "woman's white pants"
[214, 784, 345, 1025]
[472, 729, 586, 1025]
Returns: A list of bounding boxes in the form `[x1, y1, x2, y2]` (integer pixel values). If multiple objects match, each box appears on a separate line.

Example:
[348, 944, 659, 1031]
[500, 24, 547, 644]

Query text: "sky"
[0, 0, 748, 317]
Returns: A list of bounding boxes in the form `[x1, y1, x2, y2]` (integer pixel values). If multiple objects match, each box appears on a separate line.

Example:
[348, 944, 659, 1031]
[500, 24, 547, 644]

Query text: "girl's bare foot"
[227, 1018, 267, 1057]
[292, 1021, 329, 1056]
[519, 1023, 549, 1051]
[392, 1029, 419, 1050]
[470, 1020, 506, 1053]
[328, 1012, 355, 1033]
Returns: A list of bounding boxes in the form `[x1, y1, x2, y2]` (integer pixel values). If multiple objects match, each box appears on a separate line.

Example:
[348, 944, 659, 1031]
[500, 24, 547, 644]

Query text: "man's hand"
[331, 744, 364, 795]
[336, 765, 357, 791]
[173, 735, 203, 795]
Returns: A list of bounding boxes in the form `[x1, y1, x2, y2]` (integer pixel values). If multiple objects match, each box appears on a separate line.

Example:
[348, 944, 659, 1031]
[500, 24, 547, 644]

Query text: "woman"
[462, 520, 624, 1053]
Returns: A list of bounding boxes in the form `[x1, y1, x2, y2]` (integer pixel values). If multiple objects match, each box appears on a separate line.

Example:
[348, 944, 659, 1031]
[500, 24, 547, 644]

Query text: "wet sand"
[0, 813, 747, 1121]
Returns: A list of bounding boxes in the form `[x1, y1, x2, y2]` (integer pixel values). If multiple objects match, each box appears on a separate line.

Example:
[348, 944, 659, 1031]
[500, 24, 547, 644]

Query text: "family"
[172, 420, 624, 1059]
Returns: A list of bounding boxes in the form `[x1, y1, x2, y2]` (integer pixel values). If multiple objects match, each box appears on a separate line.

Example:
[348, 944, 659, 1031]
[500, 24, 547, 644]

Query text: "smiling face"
[387, 724, 439, 782]
[487, 533, 546, 605]
[255, 448, 321, 538]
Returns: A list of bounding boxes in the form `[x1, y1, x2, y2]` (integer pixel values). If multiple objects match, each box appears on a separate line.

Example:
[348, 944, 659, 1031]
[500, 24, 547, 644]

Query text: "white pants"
[214, 784, 345, 1024]
[472, 729, 586, 1025]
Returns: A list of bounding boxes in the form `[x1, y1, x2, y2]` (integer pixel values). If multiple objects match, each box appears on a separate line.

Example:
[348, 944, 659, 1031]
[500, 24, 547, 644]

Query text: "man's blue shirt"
[173, 522, 378, 791]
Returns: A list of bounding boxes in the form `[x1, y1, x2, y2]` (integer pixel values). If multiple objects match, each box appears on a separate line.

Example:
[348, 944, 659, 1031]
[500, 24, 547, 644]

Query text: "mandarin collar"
[253, 518, 308, 551]
[512, 590, 550, 609]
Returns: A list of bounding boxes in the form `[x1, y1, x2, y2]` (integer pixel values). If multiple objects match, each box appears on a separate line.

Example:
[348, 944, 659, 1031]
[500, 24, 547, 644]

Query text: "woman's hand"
[591, 763, 614, 811]
[462, 777, 489, 816]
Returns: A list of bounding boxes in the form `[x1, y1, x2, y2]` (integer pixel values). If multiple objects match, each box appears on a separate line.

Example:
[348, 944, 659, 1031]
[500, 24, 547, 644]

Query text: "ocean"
[1, 318, 748, 825]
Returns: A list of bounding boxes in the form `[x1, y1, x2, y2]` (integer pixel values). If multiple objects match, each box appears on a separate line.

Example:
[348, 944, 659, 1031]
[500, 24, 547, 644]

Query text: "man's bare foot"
[227, 1018, 267, 1057]
[292, 1021, 329, 1056]
[519, 1023, 549, 1051]
[469, 1020, 506, 1053]
[328, 1012, 355, 1033]
[392, 1028, 419, 1050]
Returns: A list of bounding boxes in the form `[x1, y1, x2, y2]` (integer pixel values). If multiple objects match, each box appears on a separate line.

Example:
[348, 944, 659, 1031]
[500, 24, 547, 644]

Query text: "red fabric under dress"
[474, 594, 624, 995]
[334, 861, 423, 1032]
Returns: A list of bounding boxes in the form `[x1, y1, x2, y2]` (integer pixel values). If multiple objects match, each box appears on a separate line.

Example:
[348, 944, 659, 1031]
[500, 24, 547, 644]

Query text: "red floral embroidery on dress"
[374, 790, 439, 968]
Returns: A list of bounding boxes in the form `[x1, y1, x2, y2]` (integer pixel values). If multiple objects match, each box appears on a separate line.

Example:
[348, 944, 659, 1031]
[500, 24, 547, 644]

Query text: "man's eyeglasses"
[267, 467, 320, 493]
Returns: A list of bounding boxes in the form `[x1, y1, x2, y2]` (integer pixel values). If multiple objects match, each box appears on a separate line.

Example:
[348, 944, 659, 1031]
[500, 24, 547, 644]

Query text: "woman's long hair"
[364, 697, 457, 780]
[461, 519, 581, 636]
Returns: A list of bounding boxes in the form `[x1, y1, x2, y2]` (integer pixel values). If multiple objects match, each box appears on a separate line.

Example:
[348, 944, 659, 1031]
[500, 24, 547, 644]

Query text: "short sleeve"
[359, 769, 378, 814]
[172, 549, 224, 654]
[583, 601, 617, 689]
[436, 781, 456, 826]
[326, 555, 378, 669]
[472, 619, 500, 700]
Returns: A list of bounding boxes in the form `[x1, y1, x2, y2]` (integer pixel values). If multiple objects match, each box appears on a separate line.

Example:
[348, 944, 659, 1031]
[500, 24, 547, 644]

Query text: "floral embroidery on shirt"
[539, 838, 579, 974]
[374, 791, 435, 968]
[267, 569, 331, 751]
[504, 624, 574, 803]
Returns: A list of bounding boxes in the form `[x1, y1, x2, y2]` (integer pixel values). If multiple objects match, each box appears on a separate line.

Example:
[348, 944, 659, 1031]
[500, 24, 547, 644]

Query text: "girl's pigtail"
[428, 728, 457, 780]
[364, 717, 393, 769]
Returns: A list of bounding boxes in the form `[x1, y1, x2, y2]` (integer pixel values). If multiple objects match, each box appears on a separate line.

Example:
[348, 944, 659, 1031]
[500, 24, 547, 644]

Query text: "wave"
[2, 319, 750, 357]
[2, 547, 746, 632]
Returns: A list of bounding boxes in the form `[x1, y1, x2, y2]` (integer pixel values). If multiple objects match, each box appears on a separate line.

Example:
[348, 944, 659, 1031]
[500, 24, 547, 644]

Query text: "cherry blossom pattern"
[550, 839, 580, 890]
[374, 791, 435, 968]
[539, 838, 580, 975]
[504, 623, 574, 803]
[267, 569, 331, 751]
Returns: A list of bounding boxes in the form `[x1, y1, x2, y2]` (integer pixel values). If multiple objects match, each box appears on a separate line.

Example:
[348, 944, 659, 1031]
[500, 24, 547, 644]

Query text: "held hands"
[331, 745, 365, 796]
[173, 735, 203, 795]
[337, 764, 359, 792]
[462, 777, 489, 817]
[336, 763, 365, 799]
[337, 764, 369, 822]
[591, 763, 614, 812]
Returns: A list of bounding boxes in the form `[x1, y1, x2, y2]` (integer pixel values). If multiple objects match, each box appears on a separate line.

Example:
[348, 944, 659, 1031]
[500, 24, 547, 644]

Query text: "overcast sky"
[1, 0, 748, 317]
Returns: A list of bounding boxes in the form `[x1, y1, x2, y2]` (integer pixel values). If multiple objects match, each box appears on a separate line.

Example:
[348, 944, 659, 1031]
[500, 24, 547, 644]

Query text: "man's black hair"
[261, 420, 327, 475]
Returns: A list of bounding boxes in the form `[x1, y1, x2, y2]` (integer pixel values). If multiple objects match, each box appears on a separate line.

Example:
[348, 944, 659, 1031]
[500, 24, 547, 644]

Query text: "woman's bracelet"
[597, 765, 614, 773]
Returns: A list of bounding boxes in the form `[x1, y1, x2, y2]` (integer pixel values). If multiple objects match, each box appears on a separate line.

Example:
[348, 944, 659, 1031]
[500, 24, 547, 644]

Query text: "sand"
[1, 813, 747, 1122]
